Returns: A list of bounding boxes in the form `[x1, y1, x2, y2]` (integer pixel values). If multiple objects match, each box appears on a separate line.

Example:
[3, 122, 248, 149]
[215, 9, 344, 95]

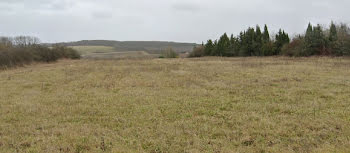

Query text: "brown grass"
[0, 57, 349, 152]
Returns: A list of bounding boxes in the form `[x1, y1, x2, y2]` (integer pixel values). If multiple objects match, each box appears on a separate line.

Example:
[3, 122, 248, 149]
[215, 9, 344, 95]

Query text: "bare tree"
[13, 36, 40, 47]
[0, 37, 14, 47]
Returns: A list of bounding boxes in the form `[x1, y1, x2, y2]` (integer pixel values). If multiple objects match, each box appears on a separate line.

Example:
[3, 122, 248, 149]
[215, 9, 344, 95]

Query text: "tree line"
[190, 22, 350, 57]
[0, 36, 80, 69]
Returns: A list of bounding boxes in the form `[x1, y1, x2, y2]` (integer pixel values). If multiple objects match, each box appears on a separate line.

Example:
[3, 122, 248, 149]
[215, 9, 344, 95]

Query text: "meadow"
[68, 46, 118, 55]
[83, 51, 159, 60]
[0, 57, 350, 153]
[68, 46, 160, 60]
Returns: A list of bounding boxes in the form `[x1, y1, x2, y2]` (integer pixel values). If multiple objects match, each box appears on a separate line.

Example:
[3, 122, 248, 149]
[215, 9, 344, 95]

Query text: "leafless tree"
[12, 36, 40, 47]
[0, 37, 14, 47]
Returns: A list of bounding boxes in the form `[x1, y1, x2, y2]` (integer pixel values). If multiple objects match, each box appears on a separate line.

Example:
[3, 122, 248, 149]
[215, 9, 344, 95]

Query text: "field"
[83, 51, 159, 60]
[69, 46, 118, 55]
[0, 57, 350, 152]
[68, 46, 160, 59]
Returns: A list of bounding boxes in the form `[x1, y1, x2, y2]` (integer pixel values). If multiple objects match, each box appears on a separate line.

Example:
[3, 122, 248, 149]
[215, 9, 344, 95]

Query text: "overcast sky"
[0, 0, 349, 43]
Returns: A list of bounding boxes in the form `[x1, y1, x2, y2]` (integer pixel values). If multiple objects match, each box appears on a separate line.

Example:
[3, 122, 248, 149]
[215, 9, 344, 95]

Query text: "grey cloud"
[172, 2, 201, 12]
[91, 11, 114, 19]
[49, 1, 74, 10]
[0, 0, 349, 43]
[0, 0, 75, 13]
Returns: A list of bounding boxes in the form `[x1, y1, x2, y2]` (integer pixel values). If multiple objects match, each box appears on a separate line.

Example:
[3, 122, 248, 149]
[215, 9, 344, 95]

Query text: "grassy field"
[83, 51, 159, 60]
[0, 57, 350, 153]
[68, 46, 160, 59]
[69, 46, 117, 55]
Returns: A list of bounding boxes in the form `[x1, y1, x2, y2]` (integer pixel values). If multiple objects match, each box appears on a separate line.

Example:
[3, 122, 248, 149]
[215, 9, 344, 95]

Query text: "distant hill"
[52, 40, 198, 54]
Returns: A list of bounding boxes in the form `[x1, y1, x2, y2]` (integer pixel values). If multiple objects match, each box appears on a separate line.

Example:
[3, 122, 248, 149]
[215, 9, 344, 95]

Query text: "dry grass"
[0, 57, 350, 153]
[69, 46, 117, 55]
[83, 51, 159, 60]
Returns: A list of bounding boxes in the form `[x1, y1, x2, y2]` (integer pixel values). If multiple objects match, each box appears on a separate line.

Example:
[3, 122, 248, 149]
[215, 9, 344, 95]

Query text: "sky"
[0, 0, 349, 43]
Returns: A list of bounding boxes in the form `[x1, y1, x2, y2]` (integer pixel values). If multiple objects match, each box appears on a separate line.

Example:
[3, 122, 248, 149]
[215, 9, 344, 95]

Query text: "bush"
[52, 45, 81, 59]
[0, 36, 81, 69]
[282, 38, 309, 57]
[29, 45, 60, 62]
[0, 47, 34, 68]
[189, 46, 205, 57]
[161, 48, 178, 58]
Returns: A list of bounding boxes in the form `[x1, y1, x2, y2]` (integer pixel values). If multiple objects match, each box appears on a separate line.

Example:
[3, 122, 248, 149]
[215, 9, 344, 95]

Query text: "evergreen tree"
[262, 24, 270, 43]
[256, 25, 262, 37]
[204, 39, 214, 56]
[333, 23, 350, 56]
[198, 21, 350, 57]
[217, 33, 231, 56]
[303, 23, 327, 55]
[306, 23, 313, 36]
[245, 27, 256, 56]
[305, 23, 314, 44]
[238, 31, 248, 56]
[304, 23, 314, 56]
[212, 40, 218, 56]
[230, 35, 240, 56]
[229, 34, 239, 56]
[312, 24, 327, 55]
[262, 41, 275, 56]
[262, 24, 272, 56]
[230, 34, 235, 53]
[254, 25, 263, 56]
[329, 22, 338, 42]
[274, 29, 290, 55]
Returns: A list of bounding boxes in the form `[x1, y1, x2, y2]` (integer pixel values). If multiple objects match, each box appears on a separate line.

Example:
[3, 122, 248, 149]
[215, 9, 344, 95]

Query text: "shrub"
[52, 45, 81, 59]
[0, 47, 34, 68]
[161, 48, 178, 58]
[30, 45, 60, 62]
[0, 36, 81, 69]
[282, 38, 309, 57]
[189, 46, 205, 57]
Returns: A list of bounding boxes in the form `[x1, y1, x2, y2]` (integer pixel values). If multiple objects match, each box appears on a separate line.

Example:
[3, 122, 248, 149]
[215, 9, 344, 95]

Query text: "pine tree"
[312, 24, 327, 55]
[234, 35, 241, 56]
[262, 24, 272, 56]
[229, 34, 239, 56]
[306, 23, 313, 36]
[217, 33, 231, 56]
[303, 23, 327, 55]
[254, 25, 263, 56]
[303, 22, 315, 56]
[283, 31, 290, 43]
[262, 24, 270, 43]
[334, 24, 350, 56]
[328, 22, 338, 55]
[274, 29, 290, 55]
[329, 22, 338, 42]
[238, 31, 247, 56]
[245, 27, 256, 56]
[212, 40, 218, 56]
[204, 39, 214, 56]
[256, 25, 262, 37]
[305, 23, 313, 44]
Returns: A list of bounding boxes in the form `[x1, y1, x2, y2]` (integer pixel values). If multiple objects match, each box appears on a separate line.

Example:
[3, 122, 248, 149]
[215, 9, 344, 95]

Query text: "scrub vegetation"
[0, 36, 80, 69]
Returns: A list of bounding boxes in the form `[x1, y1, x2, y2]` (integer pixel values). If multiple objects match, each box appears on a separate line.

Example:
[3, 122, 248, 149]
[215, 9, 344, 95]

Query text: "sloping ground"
[0, 57, 350, 152]
[68, 45, 159, 59]
[69, 46, 117, 55]
[82, 51, 159, 59]
[56, 40, 197, 53]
